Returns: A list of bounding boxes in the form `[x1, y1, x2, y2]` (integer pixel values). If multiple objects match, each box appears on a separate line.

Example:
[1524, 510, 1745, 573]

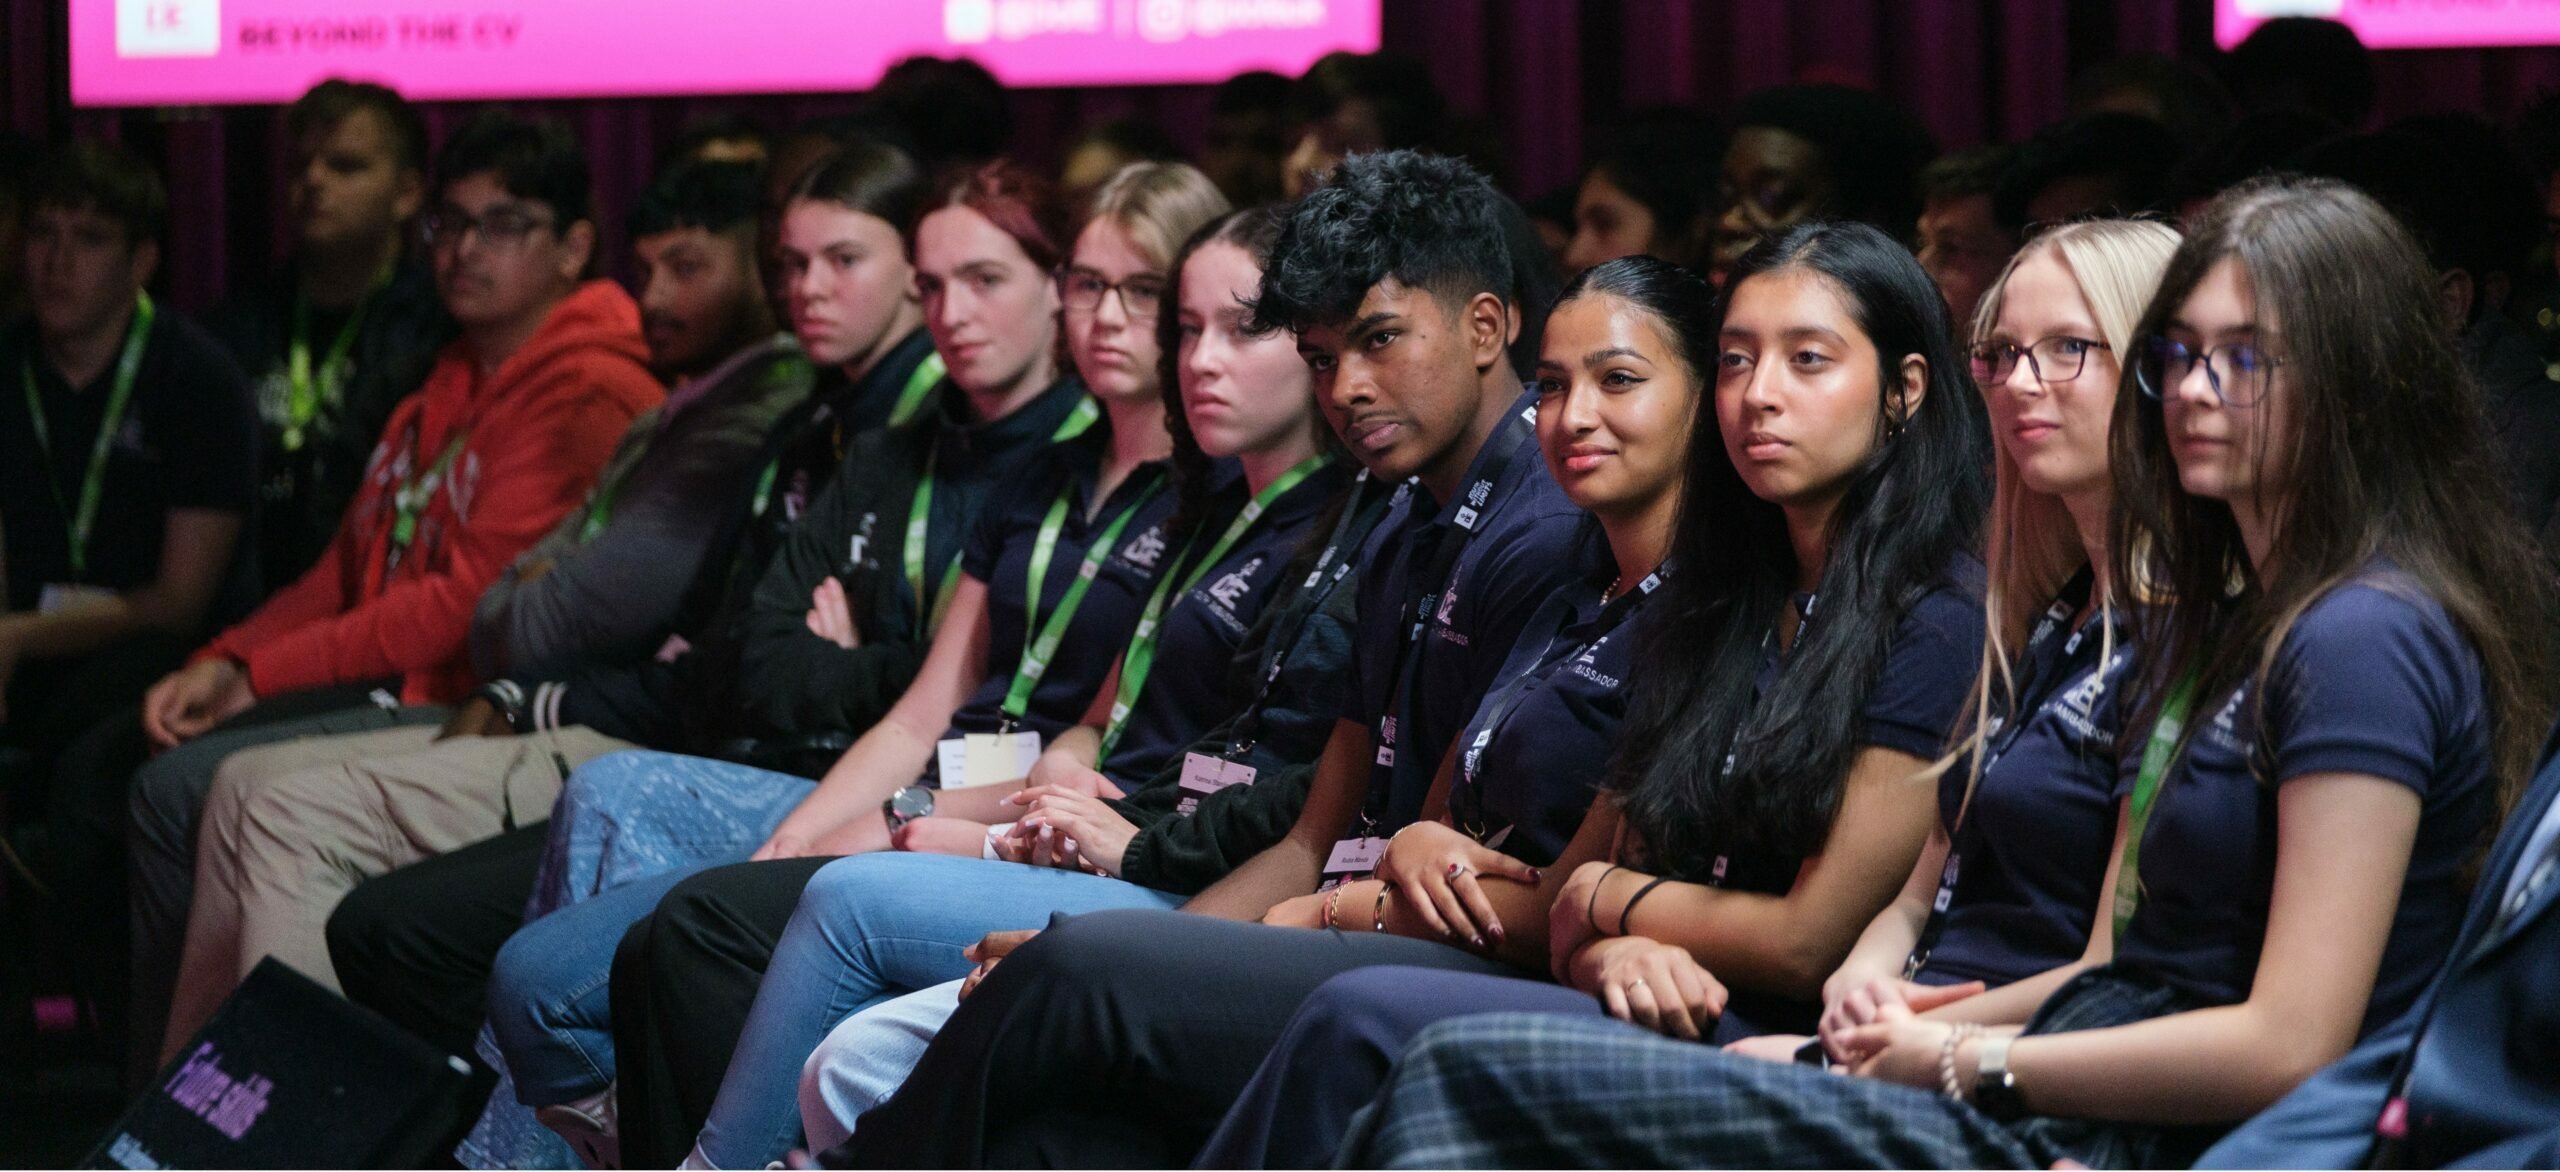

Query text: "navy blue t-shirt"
[1339, 391, 1589, 837]
[1097, 459, 1348, 788]
[2111, 565, 2493, 1033]
[1450, 518, 1647, 866]
[1919, 600, 2129, 990]
[942, 431, 1181, 753]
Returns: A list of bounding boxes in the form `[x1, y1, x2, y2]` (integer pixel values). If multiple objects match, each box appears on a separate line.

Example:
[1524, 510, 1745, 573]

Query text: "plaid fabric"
[1340, 968, 2230, 1170]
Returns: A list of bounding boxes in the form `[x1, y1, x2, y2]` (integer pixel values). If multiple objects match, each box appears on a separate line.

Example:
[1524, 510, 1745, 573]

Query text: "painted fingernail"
[1470, 935, 1485, 948]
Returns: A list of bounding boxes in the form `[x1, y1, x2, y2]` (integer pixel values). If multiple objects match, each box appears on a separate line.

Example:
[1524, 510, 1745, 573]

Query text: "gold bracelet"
[1373, 883, 1392, 932]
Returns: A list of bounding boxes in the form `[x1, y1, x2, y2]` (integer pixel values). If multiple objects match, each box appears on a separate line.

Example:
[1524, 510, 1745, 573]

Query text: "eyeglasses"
[2134, 335, 2284, 407]
[1059, 269, 1165, 318]
[1969, 336, 2110, 387]
[421, 205, 555, 250]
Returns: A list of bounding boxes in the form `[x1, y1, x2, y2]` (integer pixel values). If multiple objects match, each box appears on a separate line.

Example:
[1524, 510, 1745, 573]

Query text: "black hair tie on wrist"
[1614, 876, 1672, 936]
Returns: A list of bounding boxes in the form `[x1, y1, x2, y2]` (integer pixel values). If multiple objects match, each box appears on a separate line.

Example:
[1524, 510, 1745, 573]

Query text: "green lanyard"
[901, 446, 964, 637]
[282, 265, 390, 452]
[578, 460, 632, 544]
[907, 392, 1103, 643]
[19, 292, 155, 581]
[2112, 669, 2201, 941]
[1052, 395, 1101, 441]
[1002, 473, 1161, 727]
[1097, 453, 1333, 759]
[884, 351, 948, 429]
[388, 430, 470, 555]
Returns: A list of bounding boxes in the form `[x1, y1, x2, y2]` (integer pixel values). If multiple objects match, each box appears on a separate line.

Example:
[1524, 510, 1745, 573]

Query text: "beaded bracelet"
[1937, 1022, 1984, 1102]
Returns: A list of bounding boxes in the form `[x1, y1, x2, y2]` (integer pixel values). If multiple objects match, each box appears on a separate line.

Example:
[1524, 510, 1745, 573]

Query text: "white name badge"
[38, 583, 118, 615]
[1175, 753, 1257, 815]
[1177, 752, 1257, 795]
[1323, 835, 1386, 877]
[935, 731, 1043, 789]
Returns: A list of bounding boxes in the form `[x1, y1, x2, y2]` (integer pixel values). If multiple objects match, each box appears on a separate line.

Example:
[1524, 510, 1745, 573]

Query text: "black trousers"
[833, 908, 1517, 1169]
[610, 855, 832, 1170]
[327, 821, 550, 1059]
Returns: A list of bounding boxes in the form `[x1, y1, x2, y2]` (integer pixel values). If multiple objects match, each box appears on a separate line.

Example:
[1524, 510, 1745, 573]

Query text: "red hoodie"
[200, 280, 662, 704]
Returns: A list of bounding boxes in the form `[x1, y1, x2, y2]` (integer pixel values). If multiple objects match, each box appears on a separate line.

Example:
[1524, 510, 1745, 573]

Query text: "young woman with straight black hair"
[1336, 175, 2551, 1172]
[844, 228, 1994, 1168]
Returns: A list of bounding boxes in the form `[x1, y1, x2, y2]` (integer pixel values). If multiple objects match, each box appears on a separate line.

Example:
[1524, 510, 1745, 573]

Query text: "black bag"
[83, 958, 491, 1169]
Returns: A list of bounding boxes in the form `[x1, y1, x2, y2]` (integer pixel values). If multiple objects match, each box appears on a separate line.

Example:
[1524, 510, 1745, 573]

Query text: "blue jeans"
[460, 751, 814, 1169]
[694, 852, 1185, 1168]
[799, 980, 965, 1156]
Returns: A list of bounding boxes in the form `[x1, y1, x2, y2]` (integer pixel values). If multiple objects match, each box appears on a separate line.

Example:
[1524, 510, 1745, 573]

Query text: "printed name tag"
[935, 731, 1043, 788]
[38, 583, 117, 615]
[1177, 752, 1256, 795]
[1323, 835, 1386, 878]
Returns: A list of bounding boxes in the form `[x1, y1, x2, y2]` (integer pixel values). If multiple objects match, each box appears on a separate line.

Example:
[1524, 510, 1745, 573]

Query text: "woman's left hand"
[1566, 935, 1727, 1041]
[1009, 786, 1139, 877]
[1840, 1016, 1955, 1089]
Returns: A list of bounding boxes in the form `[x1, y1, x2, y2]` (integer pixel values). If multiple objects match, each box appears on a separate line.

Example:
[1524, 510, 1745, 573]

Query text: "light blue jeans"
[458, 750, 816, 1169]
[797, 980, 964, 1156]
[692, 852, 1185, 1168]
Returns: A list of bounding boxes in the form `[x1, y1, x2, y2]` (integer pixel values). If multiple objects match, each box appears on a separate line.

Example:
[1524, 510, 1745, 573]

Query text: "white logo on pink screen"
[948, 0, 1334, 44]
[117, 0, 220, 57]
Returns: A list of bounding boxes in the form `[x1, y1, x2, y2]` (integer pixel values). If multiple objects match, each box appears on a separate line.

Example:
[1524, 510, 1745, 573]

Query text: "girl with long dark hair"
[1338, 176, 2551, 1172]
[836, 229, 1995, 1169]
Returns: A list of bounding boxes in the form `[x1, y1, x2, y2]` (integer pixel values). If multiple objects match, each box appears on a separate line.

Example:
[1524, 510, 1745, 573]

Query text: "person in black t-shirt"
[0, 141, 258, 799]
[204, 80, 450, 592]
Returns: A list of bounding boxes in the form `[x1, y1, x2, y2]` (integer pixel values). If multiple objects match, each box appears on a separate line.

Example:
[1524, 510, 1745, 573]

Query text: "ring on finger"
[1446, 862, 1470, 880]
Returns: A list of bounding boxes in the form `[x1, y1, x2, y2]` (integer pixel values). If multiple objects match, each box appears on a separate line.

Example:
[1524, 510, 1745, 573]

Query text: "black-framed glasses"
[2134, 335, 2283, 407]
[421, 205, 555, 250]
[1059, 269, 1165, 318]
[1969, 336, 2110, 386]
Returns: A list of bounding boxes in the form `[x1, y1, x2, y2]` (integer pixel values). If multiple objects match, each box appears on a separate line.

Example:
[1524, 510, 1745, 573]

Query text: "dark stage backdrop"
[9, 0, 2560, 312]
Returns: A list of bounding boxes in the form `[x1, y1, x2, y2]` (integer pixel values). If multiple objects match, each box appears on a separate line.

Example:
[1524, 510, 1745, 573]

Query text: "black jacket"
[204, 254, 452, 592]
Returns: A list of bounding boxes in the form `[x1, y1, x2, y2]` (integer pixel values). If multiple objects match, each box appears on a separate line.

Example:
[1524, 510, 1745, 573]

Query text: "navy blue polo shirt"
[0, 308, 259, 619]
[942, 429, 1181, 752]
[1097, 459, 1349, 789]
[1340, 390, 1590, 835]
[1696, 554, 1986, 1039]
[1919, 600, 2129, 990]
[2111, 564, 2492, 1033]
[1449, 518, 1645, 865]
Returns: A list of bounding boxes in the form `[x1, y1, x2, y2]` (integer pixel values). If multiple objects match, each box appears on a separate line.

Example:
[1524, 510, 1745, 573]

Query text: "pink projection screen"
[2216, 0, 2560, 49]
[72, 0, 1381, 107]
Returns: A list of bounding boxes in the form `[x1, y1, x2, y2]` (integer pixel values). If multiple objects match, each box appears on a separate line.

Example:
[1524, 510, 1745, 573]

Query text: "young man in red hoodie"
[102, 111, 660, 1074]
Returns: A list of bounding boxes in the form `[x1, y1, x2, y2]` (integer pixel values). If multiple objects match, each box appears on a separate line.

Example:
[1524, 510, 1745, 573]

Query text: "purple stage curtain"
[7, 0, 2560, 313]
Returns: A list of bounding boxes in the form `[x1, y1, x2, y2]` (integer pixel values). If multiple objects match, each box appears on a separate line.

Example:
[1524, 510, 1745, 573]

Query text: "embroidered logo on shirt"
[1204, 554, 1264, 611]
[1122, 524, 1168, 571]
[850, 511, 878, 570]
[2205, 685, 2252, 753]
[1571, 634, 1620, 689]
